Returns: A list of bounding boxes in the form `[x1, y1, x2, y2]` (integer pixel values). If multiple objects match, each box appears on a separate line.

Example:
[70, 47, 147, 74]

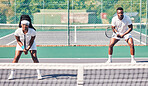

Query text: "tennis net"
[0, 23, 147, 46]
[0, 63, 148, 86]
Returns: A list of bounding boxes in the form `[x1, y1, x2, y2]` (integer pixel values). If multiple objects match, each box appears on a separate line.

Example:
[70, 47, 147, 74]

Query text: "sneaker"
[8, 74, 14, 80]
[106, 59, 112, 63]
[37, 75, 43, 80]
[131, 59, 136, 63]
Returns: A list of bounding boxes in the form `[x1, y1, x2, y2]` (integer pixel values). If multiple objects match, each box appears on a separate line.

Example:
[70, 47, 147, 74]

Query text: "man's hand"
[120, 34, 124, 38]
[117, 34, 124, 38]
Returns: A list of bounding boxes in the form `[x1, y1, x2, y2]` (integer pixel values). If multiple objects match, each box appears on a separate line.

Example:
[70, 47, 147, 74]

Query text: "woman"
[8, 15, 42, 80]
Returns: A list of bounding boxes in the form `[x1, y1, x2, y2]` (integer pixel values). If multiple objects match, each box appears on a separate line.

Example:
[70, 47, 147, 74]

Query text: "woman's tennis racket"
[105, 27, 113, 38]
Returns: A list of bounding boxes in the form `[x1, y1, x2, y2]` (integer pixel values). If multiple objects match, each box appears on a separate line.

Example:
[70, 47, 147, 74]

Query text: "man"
[106, 7, 136, 63]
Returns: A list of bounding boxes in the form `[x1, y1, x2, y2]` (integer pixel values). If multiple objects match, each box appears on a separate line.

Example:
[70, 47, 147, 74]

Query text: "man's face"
[117, 10, 124, 20]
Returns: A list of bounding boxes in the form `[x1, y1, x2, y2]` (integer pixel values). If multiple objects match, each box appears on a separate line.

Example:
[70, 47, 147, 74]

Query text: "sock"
[10, 69, 14, 75]
[37, 69, 41, 75]
[108, 55, 112, 60]
[131, 55, 134, 60]
[8, 69, 14, 79]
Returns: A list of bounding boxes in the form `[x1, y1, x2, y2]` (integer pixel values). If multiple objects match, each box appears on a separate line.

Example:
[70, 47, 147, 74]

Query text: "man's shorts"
[112, 33, 132, 40]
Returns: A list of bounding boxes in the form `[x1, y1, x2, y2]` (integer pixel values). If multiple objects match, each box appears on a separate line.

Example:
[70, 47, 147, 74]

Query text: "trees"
[0, 0, 13, 23]
[1, 0, 147, 24]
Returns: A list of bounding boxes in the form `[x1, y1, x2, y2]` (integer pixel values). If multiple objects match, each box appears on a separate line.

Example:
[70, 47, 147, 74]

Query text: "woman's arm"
[26, 36, 36, 51]
[15, 36, 23, 48]
[15, 36, 28, 55]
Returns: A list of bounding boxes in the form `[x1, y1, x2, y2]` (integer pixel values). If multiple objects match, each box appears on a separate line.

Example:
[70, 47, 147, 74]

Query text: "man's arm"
[120, 24, 133, 38]
[111, 26, 118, 33]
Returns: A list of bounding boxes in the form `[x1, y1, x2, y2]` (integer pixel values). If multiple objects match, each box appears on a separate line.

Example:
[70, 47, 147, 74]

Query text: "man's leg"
[106, 38, 119, 63]
[126, 38, 136, 63]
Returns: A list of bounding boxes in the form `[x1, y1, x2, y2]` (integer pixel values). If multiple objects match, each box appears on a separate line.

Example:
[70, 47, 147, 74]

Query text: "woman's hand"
[23, 49, 28, 55]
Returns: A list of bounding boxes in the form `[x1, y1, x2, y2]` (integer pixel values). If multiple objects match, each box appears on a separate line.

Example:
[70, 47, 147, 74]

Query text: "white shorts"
[112, 33, 132, 40]
[16, 42, 37, 51]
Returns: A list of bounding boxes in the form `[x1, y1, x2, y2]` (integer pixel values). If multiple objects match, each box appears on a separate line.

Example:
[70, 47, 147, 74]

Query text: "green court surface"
[0, 46, 147, 58]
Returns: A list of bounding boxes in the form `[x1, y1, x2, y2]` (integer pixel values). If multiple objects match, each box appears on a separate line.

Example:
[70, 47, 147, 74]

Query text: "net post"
[77, 65, 84, 86]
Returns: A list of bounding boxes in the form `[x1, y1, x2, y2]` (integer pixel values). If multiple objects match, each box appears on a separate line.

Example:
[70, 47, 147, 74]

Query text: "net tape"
[0, 63, 148, 69]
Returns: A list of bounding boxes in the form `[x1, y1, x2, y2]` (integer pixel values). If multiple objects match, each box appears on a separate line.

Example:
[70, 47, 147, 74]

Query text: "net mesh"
[0, 63, 148, 86]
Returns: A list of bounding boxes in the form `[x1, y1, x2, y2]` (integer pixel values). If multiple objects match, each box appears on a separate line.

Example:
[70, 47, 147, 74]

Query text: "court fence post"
[74, 26, 77, 43]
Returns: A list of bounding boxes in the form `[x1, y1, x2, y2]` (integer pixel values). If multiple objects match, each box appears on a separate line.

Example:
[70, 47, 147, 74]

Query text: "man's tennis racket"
[105, 27, 113, 38]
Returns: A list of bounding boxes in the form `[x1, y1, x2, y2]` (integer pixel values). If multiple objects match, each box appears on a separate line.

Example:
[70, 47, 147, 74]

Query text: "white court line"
[0, 33, 14, 40]
[6, 40, 16, 45]
[133, 30, 148, 37]
[132, 30, 146, 45]
[0, 32, 16, 45]
[133, 37, 146, 45]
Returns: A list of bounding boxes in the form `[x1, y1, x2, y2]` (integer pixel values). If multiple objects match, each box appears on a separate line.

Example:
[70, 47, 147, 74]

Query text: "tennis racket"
[105, 26, 113, 38]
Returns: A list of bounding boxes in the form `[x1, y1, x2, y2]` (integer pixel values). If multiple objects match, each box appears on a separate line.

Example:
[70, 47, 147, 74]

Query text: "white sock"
[108, 55, 112, 60]
[8, 69, 14, 79]
[37, 69, 41, 75]
[36, 69, 42, 79]
[10, 69, 14, 76]
[131, 55, 135, 60]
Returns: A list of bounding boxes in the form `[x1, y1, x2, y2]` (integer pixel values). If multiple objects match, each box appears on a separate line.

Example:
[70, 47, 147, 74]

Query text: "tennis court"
[1, 0, 148, 86]
[0, 24, 147, 46]
[0, 24, 148, 86]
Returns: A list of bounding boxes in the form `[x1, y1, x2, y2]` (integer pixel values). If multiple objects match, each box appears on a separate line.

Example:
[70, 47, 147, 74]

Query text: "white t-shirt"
[14, 28, 37, 51]
[111, 15, 132, 34]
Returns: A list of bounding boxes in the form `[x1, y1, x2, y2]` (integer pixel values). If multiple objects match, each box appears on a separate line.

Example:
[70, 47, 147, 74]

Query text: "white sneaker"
[106, 59, 112, 63]
[131, 59, 136, 63]
[37, 74, 43, 80]
[8, 74, 14, 80]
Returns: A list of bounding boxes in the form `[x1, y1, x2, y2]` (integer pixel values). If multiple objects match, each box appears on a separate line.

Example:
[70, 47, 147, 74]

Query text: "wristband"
[21, 46, 24, 49]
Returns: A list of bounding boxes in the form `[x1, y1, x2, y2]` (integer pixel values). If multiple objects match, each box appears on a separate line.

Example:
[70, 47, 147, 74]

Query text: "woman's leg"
[8, 51, 22, 80]
[30, 50, 39, 63]
[30, 50, 42, 79]
[13, 50, 23, 63]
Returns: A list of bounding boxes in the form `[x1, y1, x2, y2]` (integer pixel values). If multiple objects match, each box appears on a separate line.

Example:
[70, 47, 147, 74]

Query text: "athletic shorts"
[112, 33, 132, 40]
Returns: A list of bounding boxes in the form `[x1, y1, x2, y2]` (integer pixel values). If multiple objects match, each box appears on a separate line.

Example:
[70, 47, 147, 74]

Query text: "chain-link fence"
[0, 0, 147, 46]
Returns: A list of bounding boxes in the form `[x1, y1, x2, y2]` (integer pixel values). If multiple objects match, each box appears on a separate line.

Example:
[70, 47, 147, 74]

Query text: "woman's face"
[21, 24, 29, 31]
